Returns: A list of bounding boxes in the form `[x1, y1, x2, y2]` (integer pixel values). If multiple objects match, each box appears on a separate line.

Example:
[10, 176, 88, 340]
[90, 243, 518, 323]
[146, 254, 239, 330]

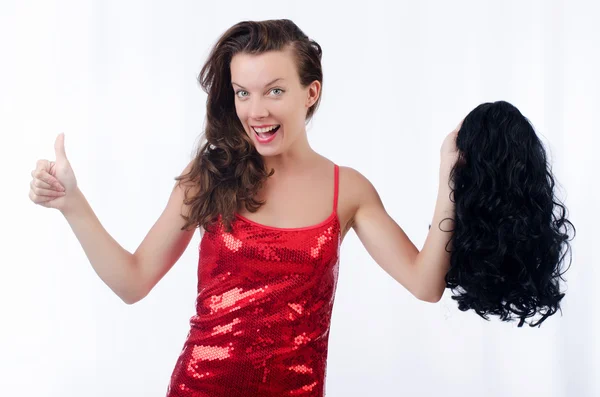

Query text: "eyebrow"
[231, 78, 285, 89]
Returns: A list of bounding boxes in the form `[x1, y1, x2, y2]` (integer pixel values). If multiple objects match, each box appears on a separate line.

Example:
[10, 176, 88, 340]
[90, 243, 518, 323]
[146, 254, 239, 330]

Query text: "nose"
[248, 98, 269, 120]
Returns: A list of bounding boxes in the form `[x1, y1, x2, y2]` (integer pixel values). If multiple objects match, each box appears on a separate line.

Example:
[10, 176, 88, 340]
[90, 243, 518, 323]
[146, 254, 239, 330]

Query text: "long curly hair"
[175, 19, 323, 233]
[444, 101, 575, 327]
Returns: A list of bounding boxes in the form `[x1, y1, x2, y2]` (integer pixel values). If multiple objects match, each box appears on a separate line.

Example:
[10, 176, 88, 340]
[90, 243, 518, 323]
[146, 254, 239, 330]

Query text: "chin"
[255, 145, 283, 157]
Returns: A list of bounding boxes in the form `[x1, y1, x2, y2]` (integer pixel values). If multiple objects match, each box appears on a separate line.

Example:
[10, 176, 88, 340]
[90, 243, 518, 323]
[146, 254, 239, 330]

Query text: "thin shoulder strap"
[333, 164, 339, 213]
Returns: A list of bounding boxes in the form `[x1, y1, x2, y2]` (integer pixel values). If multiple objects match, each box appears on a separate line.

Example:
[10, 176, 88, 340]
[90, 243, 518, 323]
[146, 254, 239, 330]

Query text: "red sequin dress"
[166, 164, 342, 397]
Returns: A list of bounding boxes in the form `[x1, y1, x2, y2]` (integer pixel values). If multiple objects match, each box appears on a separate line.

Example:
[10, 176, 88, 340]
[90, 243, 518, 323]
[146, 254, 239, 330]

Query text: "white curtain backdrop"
[2, 0, 598, 396]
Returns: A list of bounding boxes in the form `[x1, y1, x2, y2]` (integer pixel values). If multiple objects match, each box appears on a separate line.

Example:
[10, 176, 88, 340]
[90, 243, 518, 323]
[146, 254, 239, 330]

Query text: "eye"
[270, 88, 284, 96]
[235, 90, 248, 98]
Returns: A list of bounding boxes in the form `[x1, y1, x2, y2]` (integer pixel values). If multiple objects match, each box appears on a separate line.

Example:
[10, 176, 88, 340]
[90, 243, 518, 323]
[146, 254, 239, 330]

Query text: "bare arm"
[413, 162, 454, 302]
[350, 162, 454, 302]
[61, 161, 198, 304]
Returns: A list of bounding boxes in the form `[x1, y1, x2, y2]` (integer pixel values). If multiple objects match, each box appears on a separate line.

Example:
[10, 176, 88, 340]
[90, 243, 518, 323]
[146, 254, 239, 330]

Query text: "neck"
[262, 129, 319, 174]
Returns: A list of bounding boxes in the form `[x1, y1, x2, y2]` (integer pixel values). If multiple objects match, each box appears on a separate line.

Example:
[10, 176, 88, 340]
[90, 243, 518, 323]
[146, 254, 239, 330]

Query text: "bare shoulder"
[177, 159, 200, 190]
[176, 159, 202, 208]
[337, 165, 382, 233]
[339, 165, 380, 203]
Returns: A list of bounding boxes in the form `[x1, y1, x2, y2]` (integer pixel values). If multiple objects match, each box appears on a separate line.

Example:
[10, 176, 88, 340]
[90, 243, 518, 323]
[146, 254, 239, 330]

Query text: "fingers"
[28, 189, 61, 205]
[448, 119, 464, 136]
[30, 175, 55, 190]
[31, 167, 65, 192]
[54, 133, 67, 161]
[29, 158, 66, 206]
[30, 179, 66, 198]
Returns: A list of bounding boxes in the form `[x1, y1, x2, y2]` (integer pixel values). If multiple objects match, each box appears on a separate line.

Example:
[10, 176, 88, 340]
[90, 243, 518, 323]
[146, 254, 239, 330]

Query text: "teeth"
[252, 125, 279, 133]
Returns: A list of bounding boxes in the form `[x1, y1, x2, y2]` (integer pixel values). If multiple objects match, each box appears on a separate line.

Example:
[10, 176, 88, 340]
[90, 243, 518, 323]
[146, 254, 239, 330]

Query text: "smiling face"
[230, 48, 320, 157]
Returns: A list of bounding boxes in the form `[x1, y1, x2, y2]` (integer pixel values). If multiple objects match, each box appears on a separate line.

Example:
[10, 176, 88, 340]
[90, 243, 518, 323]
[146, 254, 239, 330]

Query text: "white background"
[2, 0, 599, 396]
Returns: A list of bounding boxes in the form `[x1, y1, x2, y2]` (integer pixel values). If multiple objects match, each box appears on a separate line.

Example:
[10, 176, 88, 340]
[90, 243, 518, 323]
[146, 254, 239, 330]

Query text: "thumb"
[54, 132, 68, 161]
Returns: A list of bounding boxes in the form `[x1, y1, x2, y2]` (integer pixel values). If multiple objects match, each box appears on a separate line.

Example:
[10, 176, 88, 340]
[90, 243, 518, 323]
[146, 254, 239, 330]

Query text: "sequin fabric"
[166, 165, 341, 397]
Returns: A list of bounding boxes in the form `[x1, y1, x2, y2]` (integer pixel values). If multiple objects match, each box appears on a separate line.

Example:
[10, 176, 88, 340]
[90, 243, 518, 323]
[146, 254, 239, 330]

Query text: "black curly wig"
[441, 101, 575, 327]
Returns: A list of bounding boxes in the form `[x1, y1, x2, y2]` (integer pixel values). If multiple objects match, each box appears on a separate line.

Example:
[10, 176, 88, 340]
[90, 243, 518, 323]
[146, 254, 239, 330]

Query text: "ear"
[306, 80, 321, 108]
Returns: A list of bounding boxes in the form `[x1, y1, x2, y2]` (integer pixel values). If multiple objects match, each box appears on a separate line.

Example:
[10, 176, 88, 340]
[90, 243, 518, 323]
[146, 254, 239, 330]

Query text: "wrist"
[60, 187, 87, 218]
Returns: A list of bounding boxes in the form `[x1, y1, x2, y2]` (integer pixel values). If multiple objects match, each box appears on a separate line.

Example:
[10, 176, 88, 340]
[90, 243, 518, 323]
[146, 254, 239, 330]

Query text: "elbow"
[413, 271, 445, 303]
[120, 263, 149, 305]
[421, 293, 443, 303]
[122, 295, 138, 305]
[120, 287, 147, 305]
[414, 288, 444, 303]
[122, 293, 144, 305]
[121, 293, 138, 305]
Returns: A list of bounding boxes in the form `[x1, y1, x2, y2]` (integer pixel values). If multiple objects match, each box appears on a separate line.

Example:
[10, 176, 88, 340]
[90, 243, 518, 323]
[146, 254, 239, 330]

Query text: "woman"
[28, 19, 460, 396]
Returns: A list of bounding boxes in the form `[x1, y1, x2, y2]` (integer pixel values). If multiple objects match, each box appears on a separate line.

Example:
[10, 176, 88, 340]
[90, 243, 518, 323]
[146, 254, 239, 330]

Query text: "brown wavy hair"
[175, 19, 324, 233]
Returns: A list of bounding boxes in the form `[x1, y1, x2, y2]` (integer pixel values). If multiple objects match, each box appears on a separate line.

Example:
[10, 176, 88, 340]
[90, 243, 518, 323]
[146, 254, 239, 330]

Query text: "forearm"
[61, 188, 140, 304]
[415, 162, 455, 302]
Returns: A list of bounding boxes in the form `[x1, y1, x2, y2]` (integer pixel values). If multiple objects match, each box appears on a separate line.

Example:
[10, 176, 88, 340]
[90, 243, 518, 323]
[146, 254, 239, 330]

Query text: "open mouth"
[252, 125, 281, 143]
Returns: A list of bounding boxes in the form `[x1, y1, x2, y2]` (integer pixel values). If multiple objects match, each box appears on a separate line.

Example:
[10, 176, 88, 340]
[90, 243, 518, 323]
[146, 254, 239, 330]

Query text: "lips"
[252, 125, 280, 144]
